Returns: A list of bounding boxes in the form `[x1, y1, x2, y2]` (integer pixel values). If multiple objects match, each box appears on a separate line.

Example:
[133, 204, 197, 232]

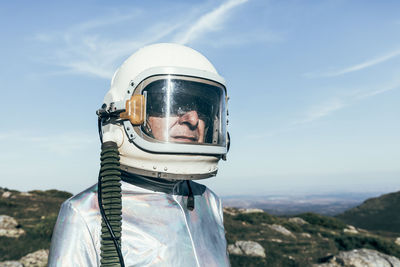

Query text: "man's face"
[148, 110, 205, 143]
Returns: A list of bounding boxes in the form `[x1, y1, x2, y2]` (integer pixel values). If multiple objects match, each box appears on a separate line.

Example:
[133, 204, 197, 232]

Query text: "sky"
[1, 0, 399, 196]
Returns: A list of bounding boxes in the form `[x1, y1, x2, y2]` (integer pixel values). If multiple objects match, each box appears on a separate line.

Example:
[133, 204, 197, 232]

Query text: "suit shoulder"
[62, 183, 98, 211]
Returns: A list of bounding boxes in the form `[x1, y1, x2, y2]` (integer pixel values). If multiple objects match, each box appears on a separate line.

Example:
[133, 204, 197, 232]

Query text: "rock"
[0, 215, 25, 238]
[0, 261, 23, 267]
[301, 233, 312, 238]
[19, 192, 32, 197]
[20, 249, 49, 267]
[228, 240, 266, 258]
[2, 192, 11, 198]
[223, 207, 238, 216]
[0, 215, 18, 229]
[228, 244, 243, 255]
[239, 208, 264, 214]
[0, 250, 49, 267]
[313, 248, 400, 267]
[395, 237, 400, 246]
[343, 225, 358, 234]
[267, 224, 295, 238]
[288, 217, 309, 225]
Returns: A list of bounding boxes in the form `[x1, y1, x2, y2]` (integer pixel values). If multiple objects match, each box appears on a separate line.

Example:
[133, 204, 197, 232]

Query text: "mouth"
[171, 135, 198, 142]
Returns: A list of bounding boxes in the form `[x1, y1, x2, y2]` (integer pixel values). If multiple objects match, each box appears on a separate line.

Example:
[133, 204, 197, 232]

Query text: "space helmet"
[98, 43, 229, 180]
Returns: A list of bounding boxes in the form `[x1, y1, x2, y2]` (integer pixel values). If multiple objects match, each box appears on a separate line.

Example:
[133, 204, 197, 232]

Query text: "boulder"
[228, 240, 266, 258]
[313, 248, 400, 267]
[267, 224, 295, 238]
[288, 217, 309, 225]
[228, 243, 243, 255]
[0, 215, 25, 238]
[2, 192, 11, 198]
[20, 249, 49, 267]
[395, 237, 400, 246]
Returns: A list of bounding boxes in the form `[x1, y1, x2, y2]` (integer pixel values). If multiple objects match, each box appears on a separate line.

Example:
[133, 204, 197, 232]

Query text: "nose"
[178, 110, 199, 128]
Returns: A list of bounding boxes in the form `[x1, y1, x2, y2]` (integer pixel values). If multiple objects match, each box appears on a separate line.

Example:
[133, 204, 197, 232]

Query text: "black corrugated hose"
[98, 141, 125, 267]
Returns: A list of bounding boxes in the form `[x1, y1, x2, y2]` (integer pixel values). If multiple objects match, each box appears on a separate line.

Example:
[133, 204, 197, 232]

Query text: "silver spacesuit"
[48, 43, 231, 266]
[48, 180, 229, 266]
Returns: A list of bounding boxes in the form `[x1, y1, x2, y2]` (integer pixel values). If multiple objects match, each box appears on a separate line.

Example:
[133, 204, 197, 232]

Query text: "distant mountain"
[337, 191, 400, 234]
[222, 192, 376, 216]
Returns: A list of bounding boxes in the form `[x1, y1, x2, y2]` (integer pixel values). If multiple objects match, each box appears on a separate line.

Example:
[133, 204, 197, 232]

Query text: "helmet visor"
[139, 75, 226, 146]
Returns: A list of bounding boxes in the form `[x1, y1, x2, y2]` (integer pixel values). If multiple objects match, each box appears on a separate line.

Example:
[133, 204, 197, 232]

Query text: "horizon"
[1, 184, 396, 200]
[1, 1, 399, 196]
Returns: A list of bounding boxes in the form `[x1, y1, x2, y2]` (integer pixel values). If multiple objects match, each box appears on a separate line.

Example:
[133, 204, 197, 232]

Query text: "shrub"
[29, 214, 58, 240]
[334, 234, 400, 258]
[29, 189, 72, 199]
[230, 255, 268, 267]
[281, 221, 303, 233]
[234, 212, 276, 225]
[298, 213, 346, 230]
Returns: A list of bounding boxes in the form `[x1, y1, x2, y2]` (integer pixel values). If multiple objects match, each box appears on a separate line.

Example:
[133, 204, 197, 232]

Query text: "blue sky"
[1, 0, 399, 196]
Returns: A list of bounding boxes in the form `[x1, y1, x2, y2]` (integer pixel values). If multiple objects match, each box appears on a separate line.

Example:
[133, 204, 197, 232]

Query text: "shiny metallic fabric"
[48, 181, 230, 266]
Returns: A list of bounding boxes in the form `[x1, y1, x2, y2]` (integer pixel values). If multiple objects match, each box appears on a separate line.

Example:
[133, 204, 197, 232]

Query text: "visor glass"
[140, 76, 226, 146]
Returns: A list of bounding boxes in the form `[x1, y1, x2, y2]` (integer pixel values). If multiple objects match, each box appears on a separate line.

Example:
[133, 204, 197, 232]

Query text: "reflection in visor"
[141, 78, 226, 145]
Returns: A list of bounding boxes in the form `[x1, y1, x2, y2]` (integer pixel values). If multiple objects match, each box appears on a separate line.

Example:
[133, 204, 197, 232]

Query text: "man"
[48, 43, 230, 266]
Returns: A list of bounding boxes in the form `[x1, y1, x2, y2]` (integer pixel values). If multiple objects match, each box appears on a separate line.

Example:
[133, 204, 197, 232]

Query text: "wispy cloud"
[356, 82, 400, 99]
[33, 11, 183, 79]
[294, 80, 400, 125]
[246, 80, 400, 141]
[304, 48, 400, 78]
[33, 1, 250, 79]
[294, 98, 345, 124]
[203, 30, 283, 48]
[174, 0, 249, 45]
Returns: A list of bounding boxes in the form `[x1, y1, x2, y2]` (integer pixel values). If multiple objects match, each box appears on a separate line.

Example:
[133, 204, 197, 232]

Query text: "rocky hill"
[1, 187, 400, 266]
[0, 187, 71, 265]
[224, 208, 400, 266]
[337, 191, 400, 234]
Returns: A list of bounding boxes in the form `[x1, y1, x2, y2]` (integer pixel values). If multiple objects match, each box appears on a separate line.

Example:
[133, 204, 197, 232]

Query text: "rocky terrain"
[0, 187, 70, 266]
[223, 207, 400, 266]
[1, 187, 400, 266]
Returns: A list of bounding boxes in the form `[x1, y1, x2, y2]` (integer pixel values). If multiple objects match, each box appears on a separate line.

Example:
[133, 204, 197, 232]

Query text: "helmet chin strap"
[186, 180, 195, 211]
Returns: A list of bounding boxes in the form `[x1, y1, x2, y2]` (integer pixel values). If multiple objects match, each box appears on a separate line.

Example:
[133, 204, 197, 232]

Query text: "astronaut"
[48, 43, 230, 266]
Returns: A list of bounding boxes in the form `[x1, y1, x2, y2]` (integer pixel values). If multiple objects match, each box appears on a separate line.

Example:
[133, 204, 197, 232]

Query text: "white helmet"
[98, 43, 229, 180]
